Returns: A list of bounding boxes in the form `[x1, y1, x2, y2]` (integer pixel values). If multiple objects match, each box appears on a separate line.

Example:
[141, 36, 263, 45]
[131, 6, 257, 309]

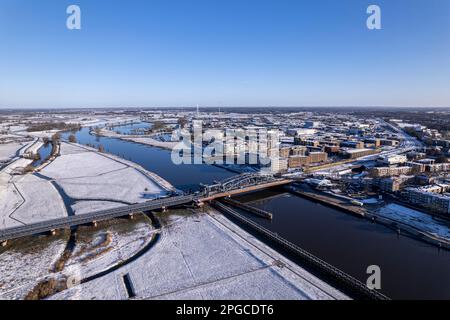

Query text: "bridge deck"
[0, 195, 194, 242]
[199, 179, 291, 202]
[0, 176, 292, 242]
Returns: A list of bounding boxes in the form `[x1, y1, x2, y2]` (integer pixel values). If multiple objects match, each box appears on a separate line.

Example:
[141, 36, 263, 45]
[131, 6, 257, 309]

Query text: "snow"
[10, 175, 67, 224]
[377, 203, 450, 241]
[54, 167, 167, 204]
[72, 201, 126, 215]
[37, 142, 173, 213]
[41, 151, 126, 180]
[0, 142, 174, 230]
[0, 183, 24, 229]
[0, 217, 154, 300]
[0, 237, 67, 300]
[50, 211, 348, 300]
[62, 219, 155, 283]
[95, 128, 178, 150]
[123, 136, 178, 150]
[0, 142, 27, 162]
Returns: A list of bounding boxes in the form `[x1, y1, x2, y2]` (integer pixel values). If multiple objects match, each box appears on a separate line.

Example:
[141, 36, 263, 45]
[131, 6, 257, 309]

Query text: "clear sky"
[0, 0, 449, 109]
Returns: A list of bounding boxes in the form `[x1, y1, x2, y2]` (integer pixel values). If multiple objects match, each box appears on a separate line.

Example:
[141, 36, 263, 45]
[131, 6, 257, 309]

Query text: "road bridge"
[0, 173, 292, 244]
[199, 173, 292, 202]
[0, 173, 291, 243]
[0, 195, 194, 243]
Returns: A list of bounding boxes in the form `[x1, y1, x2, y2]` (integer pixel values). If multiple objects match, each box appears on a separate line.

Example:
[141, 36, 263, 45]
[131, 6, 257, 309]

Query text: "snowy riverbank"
[94, 128, 178, 151]
[0, 142, 176, 230]
[48, 210, 348, 300]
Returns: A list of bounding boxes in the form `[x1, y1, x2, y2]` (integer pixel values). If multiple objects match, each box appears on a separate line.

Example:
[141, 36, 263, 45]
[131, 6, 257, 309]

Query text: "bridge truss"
[201, 173, 282, 196]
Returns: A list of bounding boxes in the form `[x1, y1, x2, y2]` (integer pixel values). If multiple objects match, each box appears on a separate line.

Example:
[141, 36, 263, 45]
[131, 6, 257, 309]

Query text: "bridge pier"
[162, 206, 167, 213]
[194, 200, 204, 208]
[50, 229, 57, 236]
[128, 213, 135, 220]
[1, 240, 7, 247]
[92, 221, 98, 228]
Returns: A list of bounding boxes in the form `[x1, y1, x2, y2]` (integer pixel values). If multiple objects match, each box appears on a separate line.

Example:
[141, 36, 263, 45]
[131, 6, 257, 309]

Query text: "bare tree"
[51, 132, 61, 142]
[68, 134, 77, 143]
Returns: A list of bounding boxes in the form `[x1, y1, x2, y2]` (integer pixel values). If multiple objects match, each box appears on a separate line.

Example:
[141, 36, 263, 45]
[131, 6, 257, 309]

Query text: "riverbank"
[0, 214, 155, 300]
[288, 187, 450, 250]
[0, 141, 176, 230]
[94, 128, 178, 151]
[48, 209, 348, 300]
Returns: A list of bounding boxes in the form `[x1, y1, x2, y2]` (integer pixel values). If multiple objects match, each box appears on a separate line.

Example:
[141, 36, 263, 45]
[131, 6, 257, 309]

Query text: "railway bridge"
[198, 173, 292, 202]
[0, 173, 291, 243]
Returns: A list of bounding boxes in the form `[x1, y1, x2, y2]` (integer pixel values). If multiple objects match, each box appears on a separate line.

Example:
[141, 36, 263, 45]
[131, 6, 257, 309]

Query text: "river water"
[63, 125, 450, 299]
[33, 142, 52, 167]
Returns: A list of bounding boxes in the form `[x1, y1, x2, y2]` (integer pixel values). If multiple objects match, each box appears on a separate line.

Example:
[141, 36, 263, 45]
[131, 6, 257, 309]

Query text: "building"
[379, 139, 400, 147]
[298, 139, 320, 147]
[270, 157, 288, 173]
[405, 188, 450, 215]
[370, 166, 412, 178]
[287, 128, 316, 136]
[279, 146, 291, 158]
[308, 152, 328, 163]
[342, 148, 377, 159]
[288, 155, 309, 168]
[291, 146, 308, 156]
[377, 155, 407, 166]
[405, 161, 426, 173]
[376, 175, 415, 192]
[364, 138, 381, 148]
[425, 163, 450, 173]
[324, 145, 340, 154]
[340, 141, 365, 149]
[304, 121, 320, 128]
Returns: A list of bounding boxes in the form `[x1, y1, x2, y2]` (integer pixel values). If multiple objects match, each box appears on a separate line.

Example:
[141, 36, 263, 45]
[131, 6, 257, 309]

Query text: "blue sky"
[0, 0, 449, 108]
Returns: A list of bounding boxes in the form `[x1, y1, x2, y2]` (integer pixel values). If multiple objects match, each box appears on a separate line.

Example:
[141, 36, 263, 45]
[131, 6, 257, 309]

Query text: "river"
[63, 124, 450, 299]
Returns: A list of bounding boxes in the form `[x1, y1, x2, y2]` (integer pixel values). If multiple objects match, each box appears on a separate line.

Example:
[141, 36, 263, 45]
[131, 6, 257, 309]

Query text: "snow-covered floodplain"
[0, 142, 174, 230]
[50, 210, 348, 300]
[0, 142, 27, 163]
[0, 233, 68, 300]
[96, 128, 178, 150]
[0, 216, 155, 300]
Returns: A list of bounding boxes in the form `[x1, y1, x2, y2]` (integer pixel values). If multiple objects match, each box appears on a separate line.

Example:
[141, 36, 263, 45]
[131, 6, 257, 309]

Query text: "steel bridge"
[0, 195, 194, 243]
[200, 173, 291, 200]
[0, 173, 291, 243]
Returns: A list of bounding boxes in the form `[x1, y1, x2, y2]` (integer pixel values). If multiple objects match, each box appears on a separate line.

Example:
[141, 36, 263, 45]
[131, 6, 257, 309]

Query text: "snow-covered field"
[0, 142, 27, 162]
[0, 236, 68, 300]
[49, 211, 348, 300]
[0, 141, 174, 230]
[0, 216, 155, 300]
[38, 143, 172, 211]
[123, 136, 178, 150]
[95, 128, 178, 150]
[377, 203, 450, 241]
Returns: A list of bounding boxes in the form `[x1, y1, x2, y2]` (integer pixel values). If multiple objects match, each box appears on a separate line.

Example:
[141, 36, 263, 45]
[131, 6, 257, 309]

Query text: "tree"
[68, 134, 77, 143]
[178, 117, 188, 128]
[152, 121, 165, 132]
[23, 165, 35, 174]
[94, 127, 102, 135]
[436, 155, 448, 164]
[51, 132, 61, 142]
